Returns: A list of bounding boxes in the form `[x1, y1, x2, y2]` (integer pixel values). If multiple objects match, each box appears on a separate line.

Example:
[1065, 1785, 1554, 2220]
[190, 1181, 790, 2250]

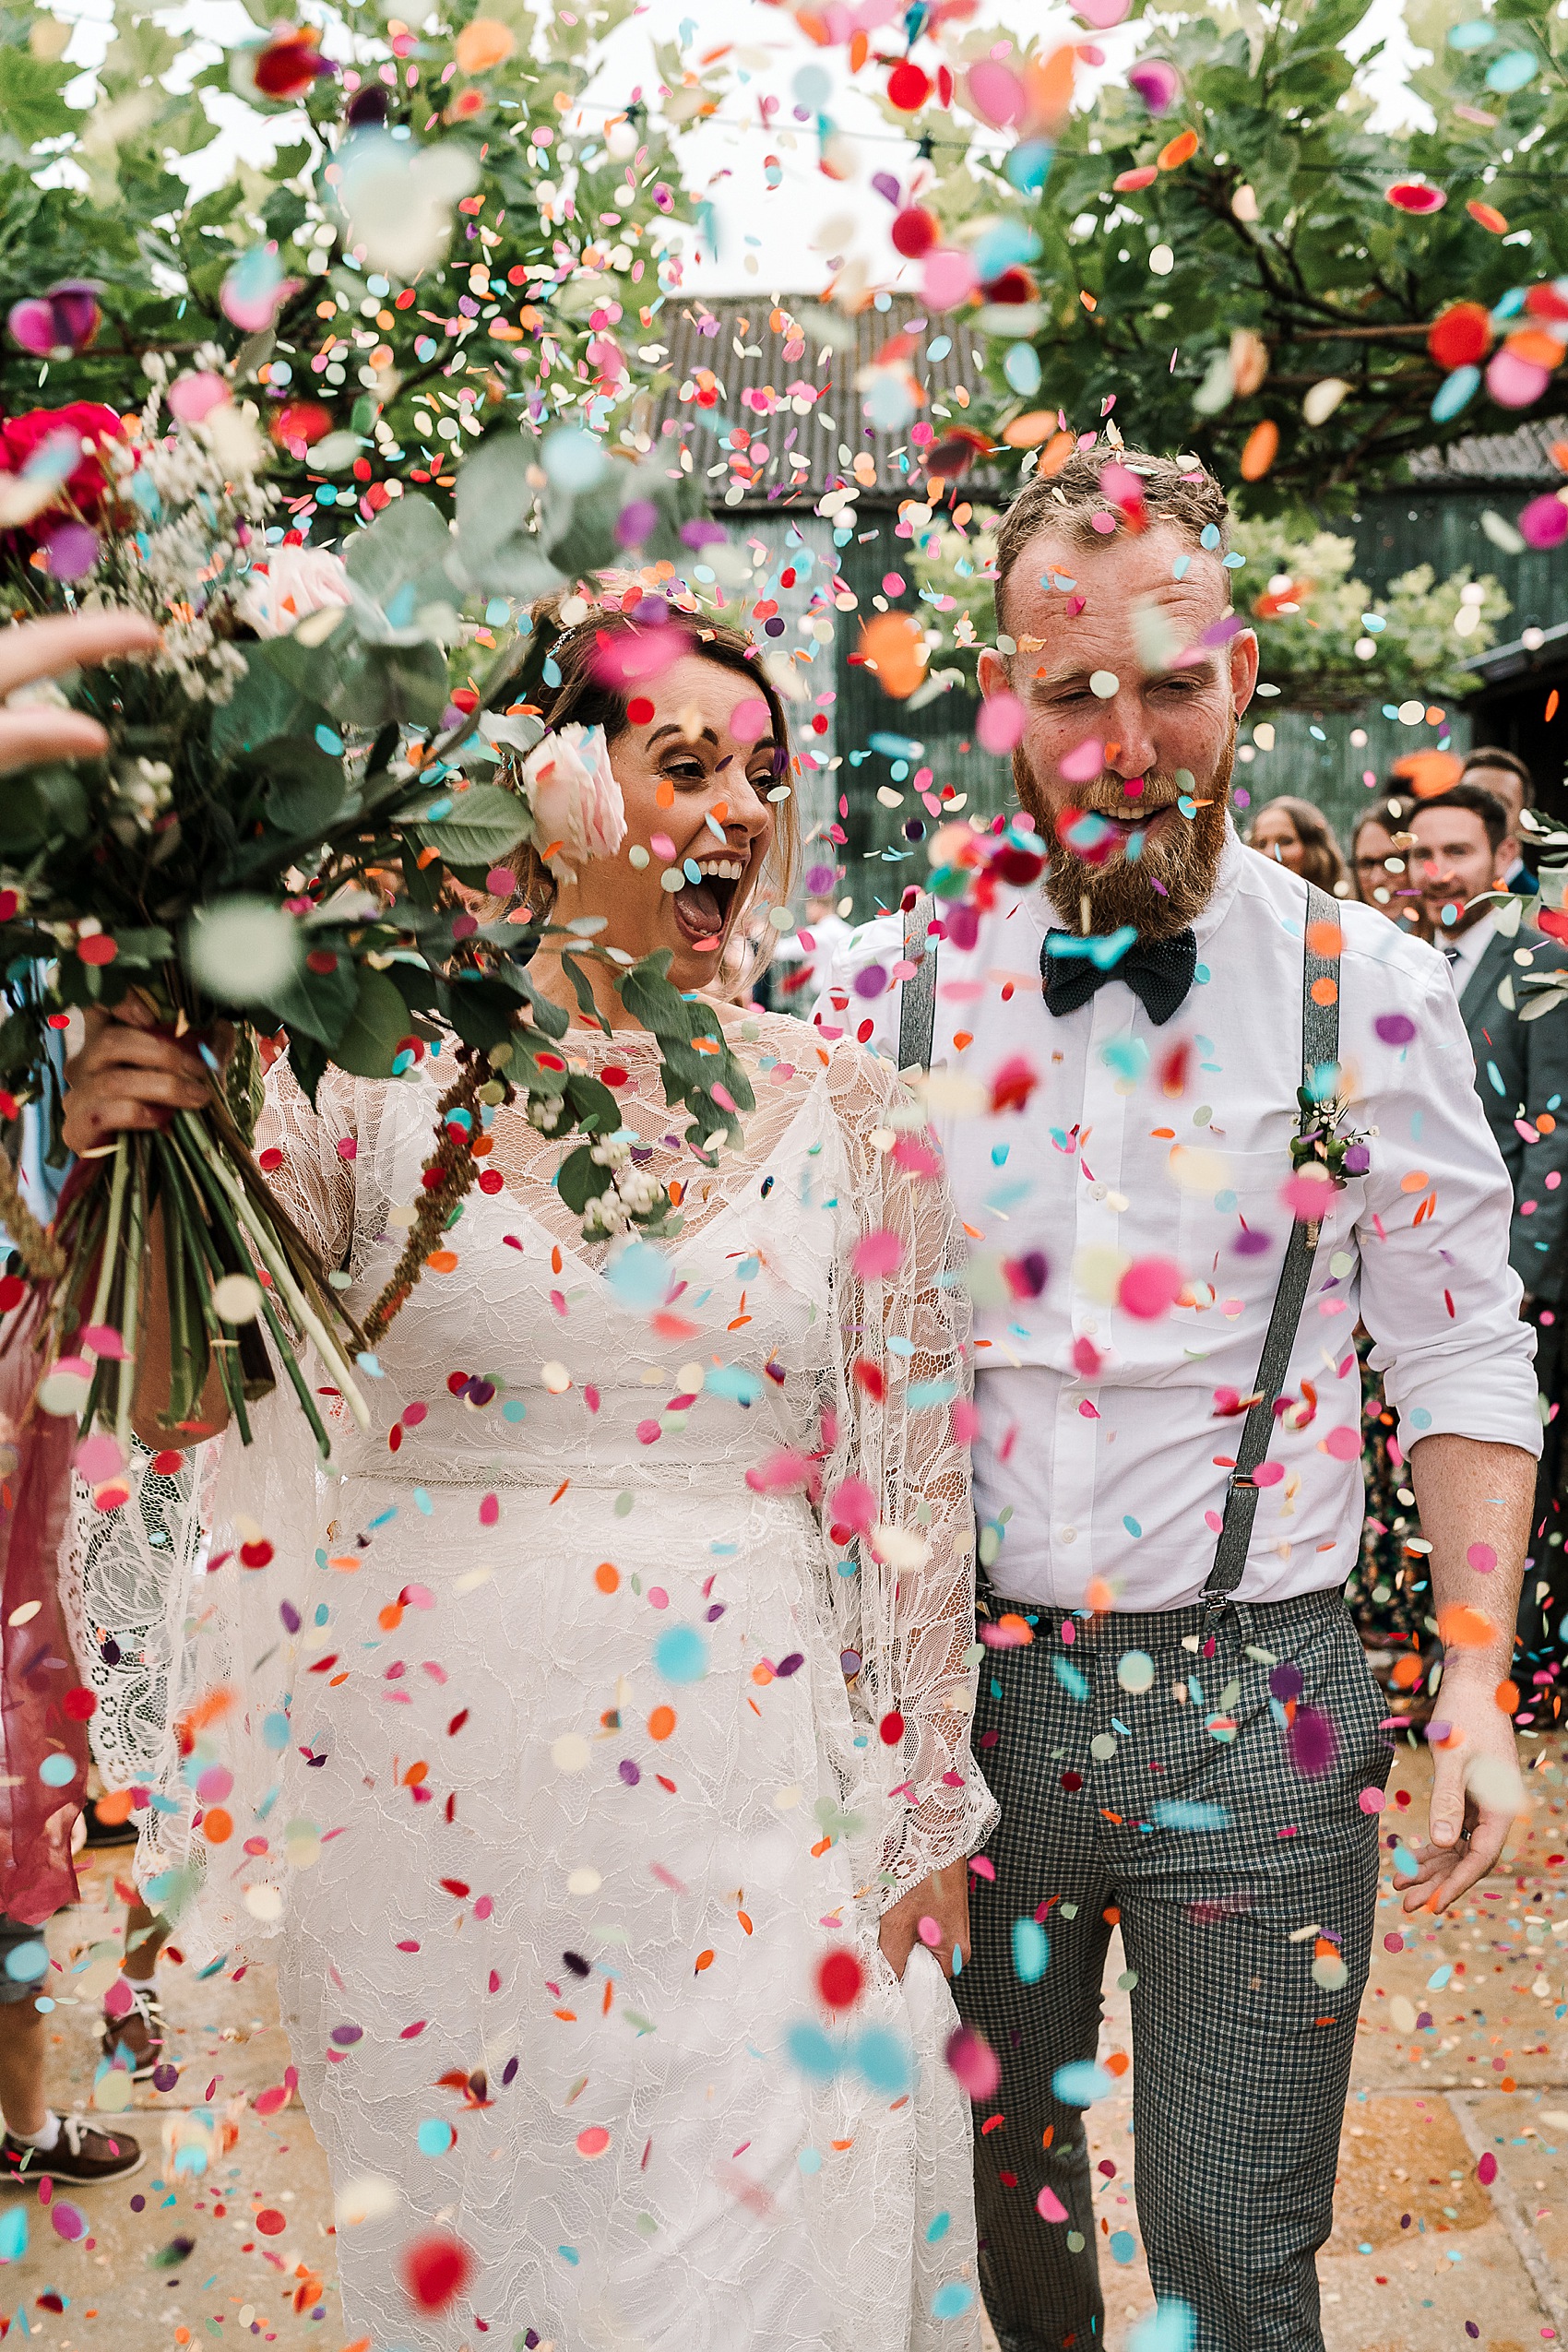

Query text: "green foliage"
[1230, 517, 1511, 703]
[0, 0, 720, 534]
[914, 0, 1568, 507]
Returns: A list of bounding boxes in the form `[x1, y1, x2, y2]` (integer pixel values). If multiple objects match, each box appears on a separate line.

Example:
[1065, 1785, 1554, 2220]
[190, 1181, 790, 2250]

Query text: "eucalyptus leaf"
[410, 780, 530, 867]
[333, 966, 412, 1080]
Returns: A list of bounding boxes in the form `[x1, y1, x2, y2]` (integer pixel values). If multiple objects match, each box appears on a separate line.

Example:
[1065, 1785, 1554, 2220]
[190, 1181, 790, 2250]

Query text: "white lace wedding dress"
[77, 1011, 995, 2351]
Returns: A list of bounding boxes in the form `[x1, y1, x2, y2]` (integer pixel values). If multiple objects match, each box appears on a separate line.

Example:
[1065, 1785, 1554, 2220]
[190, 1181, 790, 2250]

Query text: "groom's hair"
[994, 448, 1232, 634]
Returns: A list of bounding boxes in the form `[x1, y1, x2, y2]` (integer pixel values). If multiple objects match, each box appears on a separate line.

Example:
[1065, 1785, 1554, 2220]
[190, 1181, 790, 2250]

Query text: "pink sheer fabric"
[0, 1289, 86, 1925]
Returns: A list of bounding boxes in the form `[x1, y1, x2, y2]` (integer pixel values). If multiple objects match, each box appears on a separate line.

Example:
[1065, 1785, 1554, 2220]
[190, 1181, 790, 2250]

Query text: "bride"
[63, 597, 996, 2350]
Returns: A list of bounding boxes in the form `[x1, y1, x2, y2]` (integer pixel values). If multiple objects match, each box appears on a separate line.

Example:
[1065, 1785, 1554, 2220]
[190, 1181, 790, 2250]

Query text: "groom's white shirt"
[814, 822, 1539, 1612]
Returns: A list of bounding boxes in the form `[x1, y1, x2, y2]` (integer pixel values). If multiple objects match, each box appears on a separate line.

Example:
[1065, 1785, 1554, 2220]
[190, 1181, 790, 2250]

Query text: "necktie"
[1041, 928, 1198, 1027]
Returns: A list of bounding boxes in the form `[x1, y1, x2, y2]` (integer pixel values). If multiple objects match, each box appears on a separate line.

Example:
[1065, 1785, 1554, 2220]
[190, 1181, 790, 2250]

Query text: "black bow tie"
[1041, 928, 1198, 1027]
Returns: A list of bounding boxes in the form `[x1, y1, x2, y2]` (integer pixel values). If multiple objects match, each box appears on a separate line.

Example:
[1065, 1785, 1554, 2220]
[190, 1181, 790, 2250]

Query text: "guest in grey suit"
[1412, 780, 1568, 1666]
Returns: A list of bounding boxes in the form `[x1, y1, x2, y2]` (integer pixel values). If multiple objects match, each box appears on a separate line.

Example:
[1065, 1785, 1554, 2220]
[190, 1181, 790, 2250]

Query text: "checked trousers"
[952, 1587, 1393, 2352]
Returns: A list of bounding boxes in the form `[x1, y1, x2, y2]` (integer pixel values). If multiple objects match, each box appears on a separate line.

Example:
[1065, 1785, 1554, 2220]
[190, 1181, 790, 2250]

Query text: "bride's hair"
[499, 590, 801, 998]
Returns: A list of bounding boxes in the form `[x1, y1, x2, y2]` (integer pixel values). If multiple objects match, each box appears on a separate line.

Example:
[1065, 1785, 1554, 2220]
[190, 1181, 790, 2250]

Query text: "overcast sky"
[49, 0, 1428, 298]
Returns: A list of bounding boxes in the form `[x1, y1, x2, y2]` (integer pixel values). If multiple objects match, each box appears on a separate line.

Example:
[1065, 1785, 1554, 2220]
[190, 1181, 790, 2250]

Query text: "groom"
[815, 450, 1539, 2349]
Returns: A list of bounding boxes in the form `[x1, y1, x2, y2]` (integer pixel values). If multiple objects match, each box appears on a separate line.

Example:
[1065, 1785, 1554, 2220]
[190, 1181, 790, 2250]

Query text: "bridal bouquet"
[0, 360, 754, 1468]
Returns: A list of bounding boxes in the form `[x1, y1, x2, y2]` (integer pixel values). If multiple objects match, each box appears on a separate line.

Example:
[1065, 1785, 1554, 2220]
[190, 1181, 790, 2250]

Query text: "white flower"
[517, 722, 626, 885]
[238, 547, 353, 640]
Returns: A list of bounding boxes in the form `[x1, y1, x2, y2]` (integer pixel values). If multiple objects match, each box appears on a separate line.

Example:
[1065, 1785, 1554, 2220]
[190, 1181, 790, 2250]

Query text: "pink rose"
[238, 546, 353, 638]
[519, 722, 625, 883]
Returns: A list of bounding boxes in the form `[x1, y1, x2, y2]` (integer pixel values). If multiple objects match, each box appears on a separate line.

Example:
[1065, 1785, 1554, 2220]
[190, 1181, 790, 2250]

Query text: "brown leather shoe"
[0, 2114, 143, 2187]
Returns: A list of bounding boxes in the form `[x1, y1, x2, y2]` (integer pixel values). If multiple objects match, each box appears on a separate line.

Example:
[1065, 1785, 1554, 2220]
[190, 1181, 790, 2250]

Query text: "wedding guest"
[1246, 793, 1350, 897]
[1411, 782, 1568, 1668]
[1460, 746, 1538, 892]
[0, 607, 157, 2191]
[819, 450, 1538, 2352]
[1350, 797, 1430, 940]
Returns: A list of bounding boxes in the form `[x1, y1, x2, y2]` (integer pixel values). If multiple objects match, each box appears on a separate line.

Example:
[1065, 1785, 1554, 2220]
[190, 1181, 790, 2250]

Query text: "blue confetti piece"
[414, 1489, 434, 1516]
[784, 2020, 840, 2084]
[314, 723, 344, 755]
[707, 1363, 762, 1406]
[1012, 1918, 1050, 1982]
[1123, 1515, 1142, 1538]
[925, 2210, 951, 2242]
[1052, 1657, 1089, 1701]
[932, 2281, 975, 2320]
[653, 1624, 707, 1684]
[1130, 2299, 1194, 2351]
[850, 2025, 914, 2097]
[1154, 1800, 1229, 1832]
[1393, 1843, 1420, 1877]
[1427, 1964, 1452, 1990]
[1109, 2229, 1138, 2265]
[416, 2117, 454, 2156]
[906, 1379, 957, 1410]
[0, 2205, 27, 2262]
[1052, 2060, 1115, 2107]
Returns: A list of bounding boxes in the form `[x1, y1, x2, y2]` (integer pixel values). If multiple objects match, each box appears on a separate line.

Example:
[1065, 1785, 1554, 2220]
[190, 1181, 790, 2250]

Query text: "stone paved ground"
[7, 1731, 1568, 2351]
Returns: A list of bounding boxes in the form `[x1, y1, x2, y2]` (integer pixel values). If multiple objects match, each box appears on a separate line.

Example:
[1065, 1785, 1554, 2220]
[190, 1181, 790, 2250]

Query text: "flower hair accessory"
[237, 546, 353, 640]
[518, 721, 626, 883]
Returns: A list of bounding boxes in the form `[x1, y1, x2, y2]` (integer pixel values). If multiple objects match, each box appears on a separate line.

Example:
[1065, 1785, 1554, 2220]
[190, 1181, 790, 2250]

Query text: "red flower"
[0, 402, 125, 524]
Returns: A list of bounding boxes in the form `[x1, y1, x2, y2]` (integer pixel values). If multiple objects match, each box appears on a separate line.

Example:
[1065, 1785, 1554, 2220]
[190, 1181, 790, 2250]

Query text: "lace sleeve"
[822, 1044, 997, 1912]
[255, 1058, 391, 1282]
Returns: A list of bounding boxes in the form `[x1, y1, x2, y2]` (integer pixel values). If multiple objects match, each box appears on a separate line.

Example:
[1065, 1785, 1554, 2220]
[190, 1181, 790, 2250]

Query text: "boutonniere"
[1291, 1082, 1372, 1184]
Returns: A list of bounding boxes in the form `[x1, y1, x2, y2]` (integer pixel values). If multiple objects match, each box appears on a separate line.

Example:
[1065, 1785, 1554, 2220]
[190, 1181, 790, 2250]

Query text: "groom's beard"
[1016, 724, 1236, 942]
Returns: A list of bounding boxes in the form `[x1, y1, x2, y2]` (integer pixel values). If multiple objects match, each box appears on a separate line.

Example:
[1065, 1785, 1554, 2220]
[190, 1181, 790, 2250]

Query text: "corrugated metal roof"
[1407, 414, 1568, 485]
[643, 295, 986, 508]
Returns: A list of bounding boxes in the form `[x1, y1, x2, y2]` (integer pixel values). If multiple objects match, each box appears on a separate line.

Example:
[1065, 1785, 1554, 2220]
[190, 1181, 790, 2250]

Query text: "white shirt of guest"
[814, 824, 1539, 1613]
[1441, 905, 1495, 999]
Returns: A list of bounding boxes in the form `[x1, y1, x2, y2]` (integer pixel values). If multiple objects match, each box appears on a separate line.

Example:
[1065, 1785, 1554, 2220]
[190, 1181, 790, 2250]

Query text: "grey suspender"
[1202, 881, 1342, 1610]
[894, 877, 1344, 1618]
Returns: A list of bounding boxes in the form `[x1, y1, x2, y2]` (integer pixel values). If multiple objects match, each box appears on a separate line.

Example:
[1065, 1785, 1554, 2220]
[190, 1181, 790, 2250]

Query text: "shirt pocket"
[1173, 1143, 1290, 1297]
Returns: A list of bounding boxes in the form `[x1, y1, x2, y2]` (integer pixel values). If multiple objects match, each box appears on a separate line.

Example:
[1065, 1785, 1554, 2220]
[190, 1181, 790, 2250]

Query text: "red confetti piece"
[879, 1709, 906, 1746]
[399, 2231, 473, 2313]
[816, 1948, 863, 2010]
[255, 2209, 286, 2237]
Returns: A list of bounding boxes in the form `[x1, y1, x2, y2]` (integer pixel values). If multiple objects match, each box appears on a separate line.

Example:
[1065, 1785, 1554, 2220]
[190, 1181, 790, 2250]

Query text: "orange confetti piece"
[425, 1250, 459, 1274]
[1549, 689, 1561, 723]
[1158, 126, 1199, 170]
[1309, 976, 1338, 1007]
[1496, 1679, 1520, 1714]
[594, 1562, 619, 1594]
[1438, 1602, 1497, 1649]
[737, 1911, 754, 1935]
[1240, 420, 1278, 481]
[1305, 920, 1342, 958]
[550, 1479, 570, 1504]
[857, 610, 927, 699]
[1390, 746, 1464, 799]
[695, 1949, 715, 1973]
[1467, 198, 1509, 235]
[1079, 290, 1097, 313]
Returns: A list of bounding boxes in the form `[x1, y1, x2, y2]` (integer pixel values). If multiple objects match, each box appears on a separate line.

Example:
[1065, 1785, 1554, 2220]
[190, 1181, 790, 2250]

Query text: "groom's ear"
[1229, 625, 1260, 718]
[978, 646, 1010, 701]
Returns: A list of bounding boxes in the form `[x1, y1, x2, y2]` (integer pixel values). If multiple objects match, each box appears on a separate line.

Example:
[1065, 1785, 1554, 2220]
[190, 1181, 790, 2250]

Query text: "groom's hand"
[1394, 1665, 1524, 1914]
[878, 1860, 971, 1982]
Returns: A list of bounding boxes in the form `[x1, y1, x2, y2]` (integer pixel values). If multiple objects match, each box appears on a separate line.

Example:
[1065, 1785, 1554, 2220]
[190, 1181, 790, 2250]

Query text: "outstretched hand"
[0, 612, 160, 773]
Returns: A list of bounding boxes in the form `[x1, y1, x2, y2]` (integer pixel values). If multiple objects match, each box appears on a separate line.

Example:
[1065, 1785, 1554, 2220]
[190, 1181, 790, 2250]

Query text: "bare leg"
[0, 1997, 48, 2138]
[123, 1903, 168, 1983]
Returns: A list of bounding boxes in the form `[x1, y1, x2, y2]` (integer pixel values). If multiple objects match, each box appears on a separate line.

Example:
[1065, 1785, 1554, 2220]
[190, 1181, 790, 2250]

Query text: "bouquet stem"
[173, 1111, 371, 1433]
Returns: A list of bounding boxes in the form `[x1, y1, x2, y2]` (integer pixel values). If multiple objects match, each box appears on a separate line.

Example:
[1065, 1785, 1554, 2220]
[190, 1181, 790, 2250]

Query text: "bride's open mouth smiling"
[671, 850, 751, 947]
